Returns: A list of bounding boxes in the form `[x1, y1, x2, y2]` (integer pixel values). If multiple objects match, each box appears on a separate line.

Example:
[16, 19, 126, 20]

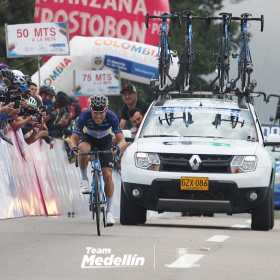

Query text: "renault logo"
[189, 155, 201, 170]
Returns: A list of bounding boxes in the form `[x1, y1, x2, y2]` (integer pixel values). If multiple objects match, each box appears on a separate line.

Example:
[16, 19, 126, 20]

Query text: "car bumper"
[123, 179, 270, 214]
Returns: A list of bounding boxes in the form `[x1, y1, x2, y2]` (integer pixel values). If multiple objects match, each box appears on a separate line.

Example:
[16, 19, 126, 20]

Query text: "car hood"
[136, 137, 259, 155]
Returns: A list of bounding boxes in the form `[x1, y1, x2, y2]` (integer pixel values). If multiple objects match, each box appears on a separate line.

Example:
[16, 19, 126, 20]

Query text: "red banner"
[34, 0, 170, 46]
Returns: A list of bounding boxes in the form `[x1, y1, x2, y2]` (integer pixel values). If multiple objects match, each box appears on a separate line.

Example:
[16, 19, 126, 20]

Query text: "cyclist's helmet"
[89, 95, 108, 112]
[12, 70, 27, 84]
[27, 96, 38, 109]
[0, 68, 14, 82]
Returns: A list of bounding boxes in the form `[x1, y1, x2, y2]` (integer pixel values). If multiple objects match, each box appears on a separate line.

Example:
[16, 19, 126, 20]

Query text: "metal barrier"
[0, 129, 122, 219]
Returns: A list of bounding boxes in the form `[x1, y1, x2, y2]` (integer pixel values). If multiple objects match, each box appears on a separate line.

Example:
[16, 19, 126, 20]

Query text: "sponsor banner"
[74, 69, 121, 96]
[31, 36, 179, 94]
[104, 55, 158, 79]
[5, 22, 70, 57]
[34, 0, 170, 46]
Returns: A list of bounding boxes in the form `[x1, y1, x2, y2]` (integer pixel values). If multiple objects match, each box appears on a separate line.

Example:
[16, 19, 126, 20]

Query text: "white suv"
[121, 92, 275, 231]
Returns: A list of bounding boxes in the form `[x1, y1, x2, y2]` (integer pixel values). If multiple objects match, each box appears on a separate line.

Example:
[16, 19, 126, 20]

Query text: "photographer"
[19, 96, 53, 146]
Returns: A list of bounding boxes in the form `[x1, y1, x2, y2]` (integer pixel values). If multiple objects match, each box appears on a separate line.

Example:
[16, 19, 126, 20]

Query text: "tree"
[0, 0, 241, 99]
[0, 0, 36, 75]
[169, 0, 237, 90]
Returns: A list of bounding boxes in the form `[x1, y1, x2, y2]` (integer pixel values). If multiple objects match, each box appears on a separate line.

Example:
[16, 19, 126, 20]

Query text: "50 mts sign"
[16, 26, 57, 39]
[5, 22, 70, 57]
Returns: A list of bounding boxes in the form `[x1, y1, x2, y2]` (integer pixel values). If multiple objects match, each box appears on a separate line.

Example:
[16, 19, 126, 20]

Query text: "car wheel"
[251, 187, 274, 231]
[120, 183, 147, 225]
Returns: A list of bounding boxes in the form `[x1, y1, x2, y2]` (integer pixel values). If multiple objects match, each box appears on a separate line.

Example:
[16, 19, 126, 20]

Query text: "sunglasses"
[91, 108, 107, 114]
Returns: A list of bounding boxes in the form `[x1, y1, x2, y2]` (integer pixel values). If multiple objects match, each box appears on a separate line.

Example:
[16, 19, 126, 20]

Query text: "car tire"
[251, 187, 274, 231]
[120, 183, 147, 225]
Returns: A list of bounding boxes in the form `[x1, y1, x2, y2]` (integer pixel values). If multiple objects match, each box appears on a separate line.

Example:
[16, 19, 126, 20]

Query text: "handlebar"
[73, 146, 120, 168]
[145, 13, 179, 28]
[266, 94, 280, 103]
[207, 13, 264, 32]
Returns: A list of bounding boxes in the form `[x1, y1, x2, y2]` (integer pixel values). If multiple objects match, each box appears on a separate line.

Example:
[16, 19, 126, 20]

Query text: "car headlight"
[135, 152, 160, 171]
[230, 155, 257, 173]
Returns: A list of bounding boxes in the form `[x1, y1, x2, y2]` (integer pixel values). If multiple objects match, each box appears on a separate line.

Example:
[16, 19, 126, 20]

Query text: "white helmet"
[12, 70, 26, 84]
[89, 95, 108, 112]
[27, 96, 38, 109]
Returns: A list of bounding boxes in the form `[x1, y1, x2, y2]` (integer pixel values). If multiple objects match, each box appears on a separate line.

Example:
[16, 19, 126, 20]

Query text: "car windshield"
[139, 105, 258, 141]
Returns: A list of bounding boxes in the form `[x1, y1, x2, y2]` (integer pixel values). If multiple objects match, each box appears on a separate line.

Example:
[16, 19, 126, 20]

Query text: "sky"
[224, 0, 280, 123]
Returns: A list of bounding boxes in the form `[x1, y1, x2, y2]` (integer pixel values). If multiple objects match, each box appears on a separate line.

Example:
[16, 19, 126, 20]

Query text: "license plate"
[180, 177, 209, 191]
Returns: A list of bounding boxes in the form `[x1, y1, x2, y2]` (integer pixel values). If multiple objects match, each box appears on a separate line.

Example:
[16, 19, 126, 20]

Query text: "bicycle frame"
[146, 13, 178, 89]
[89, 157, 107, 211]
[174, 11, 208, 92]
[174, 10, 194, 92]
[76, 150, 109, 236]
[232, 13, 264, 93]
[239, 14, 253, 92]
[89, 153, 107, 236]
[210, 13, 232, 94]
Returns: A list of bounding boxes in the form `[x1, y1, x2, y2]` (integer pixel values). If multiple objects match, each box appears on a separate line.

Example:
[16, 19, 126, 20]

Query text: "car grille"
[159, 153, 233, 173]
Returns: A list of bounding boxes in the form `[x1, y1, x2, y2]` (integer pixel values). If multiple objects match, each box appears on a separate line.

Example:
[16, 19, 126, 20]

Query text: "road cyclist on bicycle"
[69, 95, 126, 226]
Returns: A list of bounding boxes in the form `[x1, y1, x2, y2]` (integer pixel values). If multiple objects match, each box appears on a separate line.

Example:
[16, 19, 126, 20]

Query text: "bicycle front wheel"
[93, 172, 101, 236]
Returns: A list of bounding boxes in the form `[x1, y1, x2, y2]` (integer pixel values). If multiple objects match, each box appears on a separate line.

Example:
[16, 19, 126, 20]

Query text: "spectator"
[28, 82, 40, 98]
[119, 82, 148, 129]
[47, 91, 72, 138]
[20, 96, 52, 146]
[39, 85, 56, 111]
[129, 108, 144, 138]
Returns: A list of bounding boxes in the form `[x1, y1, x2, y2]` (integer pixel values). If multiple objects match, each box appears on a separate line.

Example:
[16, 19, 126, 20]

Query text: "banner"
[74, 69, 121, 96]
[5, 22, 70, 57]
[31, 36, 179, 94]
[34, 0, 170, 46]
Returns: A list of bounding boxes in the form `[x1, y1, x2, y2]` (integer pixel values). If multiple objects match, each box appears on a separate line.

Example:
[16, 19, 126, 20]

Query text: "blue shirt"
[73, 109, 122, 139]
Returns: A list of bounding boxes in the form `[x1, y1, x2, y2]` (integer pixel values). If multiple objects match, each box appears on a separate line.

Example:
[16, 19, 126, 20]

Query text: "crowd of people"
[0, 65, 81, 160]
[0, 63, 150, 226]
[0, 64, 148, 155]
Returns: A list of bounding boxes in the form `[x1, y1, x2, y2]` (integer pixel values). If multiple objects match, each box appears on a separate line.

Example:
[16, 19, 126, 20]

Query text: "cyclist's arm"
[114, 131, 127, 153]
[69, 115, 83, 149]
[69, 133, 80, 149]
[111, 113, 127, 152]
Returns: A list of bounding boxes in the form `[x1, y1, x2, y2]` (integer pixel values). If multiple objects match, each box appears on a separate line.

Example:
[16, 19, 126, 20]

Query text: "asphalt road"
[0, 212, 279, 280]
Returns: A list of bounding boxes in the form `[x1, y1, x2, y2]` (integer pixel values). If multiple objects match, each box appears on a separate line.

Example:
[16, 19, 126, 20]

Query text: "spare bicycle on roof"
[145, 10, 267, 106]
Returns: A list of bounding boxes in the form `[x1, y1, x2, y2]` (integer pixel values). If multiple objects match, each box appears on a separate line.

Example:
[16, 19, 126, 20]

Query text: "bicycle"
[75, 148, 113, 236]
[232, 13, 264, 93]
[146, 13, 178, 89]
[209, 12, 233, 93]
[175, 10, 208, 92]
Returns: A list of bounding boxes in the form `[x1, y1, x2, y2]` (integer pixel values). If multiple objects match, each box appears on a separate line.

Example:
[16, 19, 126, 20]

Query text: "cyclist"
[69, 95, 126, 226]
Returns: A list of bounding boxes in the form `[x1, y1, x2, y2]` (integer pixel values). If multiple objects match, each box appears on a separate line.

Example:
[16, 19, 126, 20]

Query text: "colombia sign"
[34, 0, 170, 46]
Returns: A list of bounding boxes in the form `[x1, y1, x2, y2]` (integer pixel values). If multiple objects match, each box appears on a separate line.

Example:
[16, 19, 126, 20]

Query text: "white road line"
[231, 224, 250, 228]
[153, 244, 156, 271]
[165, 252, 204, 269]
[206, 235, 230, 242]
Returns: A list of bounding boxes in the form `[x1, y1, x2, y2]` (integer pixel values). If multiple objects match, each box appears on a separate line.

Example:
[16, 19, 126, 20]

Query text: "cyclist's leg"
[102, 167, 114, 211]
[98, 135, 115, 225]
[78, 135, 93, 192]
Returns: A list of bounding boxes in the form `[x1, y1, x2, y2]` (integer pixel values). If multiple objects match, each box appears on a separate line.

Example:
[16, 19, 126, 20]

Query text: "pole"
[37, 56, 41, 87]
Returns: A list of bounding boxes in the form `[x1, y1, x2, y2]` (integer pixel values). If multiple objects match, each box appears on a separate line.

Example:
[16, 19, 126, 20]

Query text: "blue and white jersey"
[73, 109, 122, 139]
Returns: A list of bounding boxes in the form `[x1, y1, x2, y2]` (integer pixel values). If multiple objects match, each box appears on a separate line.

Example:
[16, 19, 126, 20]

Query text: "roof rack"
[154, 87, 267, 109]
